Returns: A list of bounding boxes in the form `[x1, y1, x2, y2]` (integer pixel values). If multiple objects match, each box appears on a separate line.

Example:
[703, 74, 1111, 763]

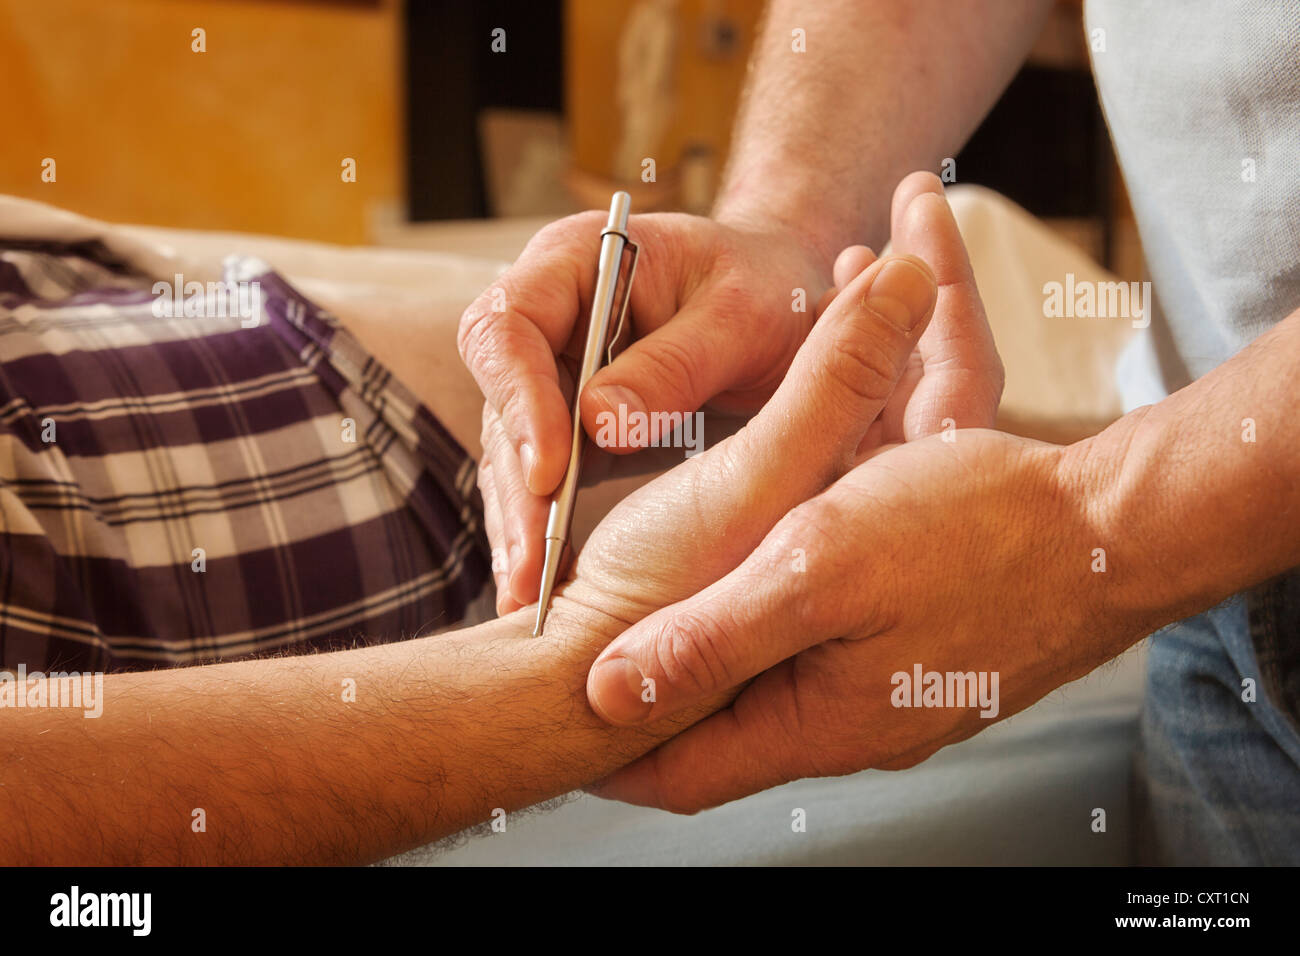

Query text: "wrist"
[518, 580, 742, 735]
[421, 598, 692, 823]
[1056, 408, 1222, 641]
[713, 164, 881, 272]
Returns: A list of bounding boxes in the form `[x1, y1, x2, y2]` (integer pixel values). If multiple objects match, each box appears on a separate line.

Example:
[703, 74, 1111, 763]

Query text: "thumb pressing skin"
[587, 254, 938, 726]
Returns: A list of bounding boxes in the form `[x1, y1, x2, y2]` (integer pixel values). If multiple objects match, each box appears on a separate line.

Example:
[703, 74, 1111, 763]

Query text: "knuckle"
[823, 328, 905, 405]
[497, 468, 532, 514]
[652, 607, 738, 697]
[459, 321, 542, 421]
[519, 211, 606, 267]
[806, 740, 869, 777]
[990, 352, 1007, 404]
[457, 296, 498, 371]
[761, 501, 854, 635]
[535, 209, 604, 245]
[699, 430, 749, 492]
[707, 279, 754, 320]
[640, 334, 702, 394]
[875, 748, 931, 772]
[779, 677, 869, 776]
[767, 500, 835, 562]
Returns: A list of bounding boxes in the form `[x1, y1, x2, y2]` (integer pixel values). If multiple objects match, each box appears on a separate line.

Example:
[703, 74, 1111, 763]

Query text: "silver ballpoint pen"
[533, 191, 639, 637]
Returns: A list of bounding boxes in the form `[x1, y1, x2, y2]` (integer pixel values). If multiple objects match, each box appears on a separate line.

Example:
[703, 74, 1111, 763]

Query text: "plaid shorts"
[0, 239, 490, 672]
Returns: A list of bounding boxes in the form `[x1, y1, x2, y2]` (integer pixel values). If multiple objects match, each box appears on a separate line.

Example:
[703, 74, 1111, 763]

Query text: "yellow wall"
[0, 0, 403, 243]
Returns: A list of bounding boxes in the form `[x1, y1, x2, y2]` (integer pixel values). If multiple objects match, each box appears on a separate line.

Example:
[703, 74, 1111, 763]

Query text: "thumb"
[587, 548, 817, 726]
[587, 661, 811, 813]
[753, 254, 936, 485]
[587, 482, 865, 726]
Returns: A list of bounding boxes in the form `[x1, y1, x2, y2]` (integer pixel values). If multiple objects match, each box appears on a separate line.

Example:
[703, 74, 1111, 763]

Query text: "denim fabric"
[1134, 573, 1300, 864]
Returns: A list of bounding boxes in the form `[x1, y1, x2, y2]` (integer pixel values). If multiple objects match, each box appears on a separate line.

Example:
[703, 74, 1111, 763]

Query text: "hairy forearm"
[1067, 309, 1300, 636]
[715, 0, 1052, 260]
[0, 596, 702, 865]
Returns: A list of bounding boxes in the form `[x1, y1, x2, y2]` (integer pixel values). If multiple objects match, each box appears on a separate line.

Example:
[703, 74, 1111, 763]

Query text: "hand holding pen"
[461, 190, 835, 618]
[534, 192, 639, 635]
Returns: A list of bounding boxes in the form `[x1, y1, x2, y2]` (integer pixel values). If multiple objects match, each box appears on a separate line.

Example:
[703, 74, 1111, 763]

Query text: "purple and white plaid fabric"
[0, 239, 490, 672]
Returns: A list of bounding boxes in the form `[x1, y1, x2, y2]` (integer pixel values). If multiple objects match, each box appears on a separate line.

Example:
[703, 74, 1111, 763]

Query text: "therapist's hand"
[469, 173, 1003, 616]
[540, 177, 1011, 670]
[581, 176, 1070, 812]
[584, 425, 1144, 812]
[565, 175, 1007, 632]
[561, 246, 938, 646]
[462, 207, 832, 613]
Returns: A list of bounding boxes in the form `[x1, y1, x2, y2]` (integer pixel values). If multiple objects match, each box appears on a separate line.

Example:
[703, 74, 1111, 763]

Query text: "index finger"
[457, 211, 605, 494]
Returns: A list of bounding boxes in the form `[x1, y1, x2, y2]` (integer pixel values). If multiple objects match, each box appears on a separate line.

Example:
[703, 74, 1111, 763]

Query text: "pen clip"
[605, 240, 638, 366]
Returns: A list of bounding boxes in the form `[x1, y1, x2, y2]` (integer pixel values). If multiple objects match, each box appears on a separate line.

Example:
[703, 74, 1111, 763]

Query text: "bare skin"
[588, 308, 1300, 810]
[461, 0, 1051, 612]
[0, 197, 949, 863]
[462, 0, 1299, 814]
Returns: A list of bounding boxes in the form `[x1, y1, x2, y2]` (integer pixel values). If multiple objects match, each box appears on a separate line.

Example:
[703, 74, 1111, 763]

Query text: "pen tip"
[532, 537, 563, 637]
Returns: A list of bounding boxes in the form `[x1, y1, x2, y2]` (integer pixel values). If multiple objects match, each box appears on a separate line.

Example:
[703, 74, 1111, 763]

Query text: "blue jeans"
[1134, 570, 1300, 864]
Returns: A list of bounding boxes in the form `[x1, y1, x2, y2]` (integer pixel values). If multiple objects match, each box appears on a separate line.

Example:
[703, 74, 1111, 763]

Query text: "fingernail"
[589, 656, 653, 724]
[865, 258, 935, 331]
[519, 442, 537, 486]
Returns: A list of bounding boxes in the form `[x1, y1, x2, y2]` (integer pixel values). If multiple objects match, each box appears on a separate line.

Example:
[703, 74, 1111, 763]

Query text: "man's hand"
[464, 209, 833, 614]
[575, 176, 1076, 814]
[582, 276, 1300, 817]
[582, 427, 1152, 812]
[468, 173, 1002, 616]
[561, 245, 942, 641]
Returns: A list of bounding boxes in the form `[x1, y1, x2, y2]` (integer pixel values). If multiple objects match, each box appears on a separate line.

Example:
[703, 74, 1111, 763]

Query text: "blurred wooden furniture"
[563, 0, 1141, 277]
[565, 0, 763, 212]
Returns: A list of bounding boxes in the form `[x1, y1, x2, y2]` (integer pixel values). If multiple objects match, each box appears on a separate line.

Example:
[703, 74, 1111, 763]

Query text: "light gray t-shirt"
[1087, 0, 1300, 409]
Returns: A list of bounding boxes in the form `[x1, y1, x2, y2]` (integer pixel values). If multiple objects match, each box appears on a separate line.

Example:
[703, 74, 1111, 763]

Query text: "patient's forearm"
[716, 0, 1052, 258]
[0, 597, 698, 865]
